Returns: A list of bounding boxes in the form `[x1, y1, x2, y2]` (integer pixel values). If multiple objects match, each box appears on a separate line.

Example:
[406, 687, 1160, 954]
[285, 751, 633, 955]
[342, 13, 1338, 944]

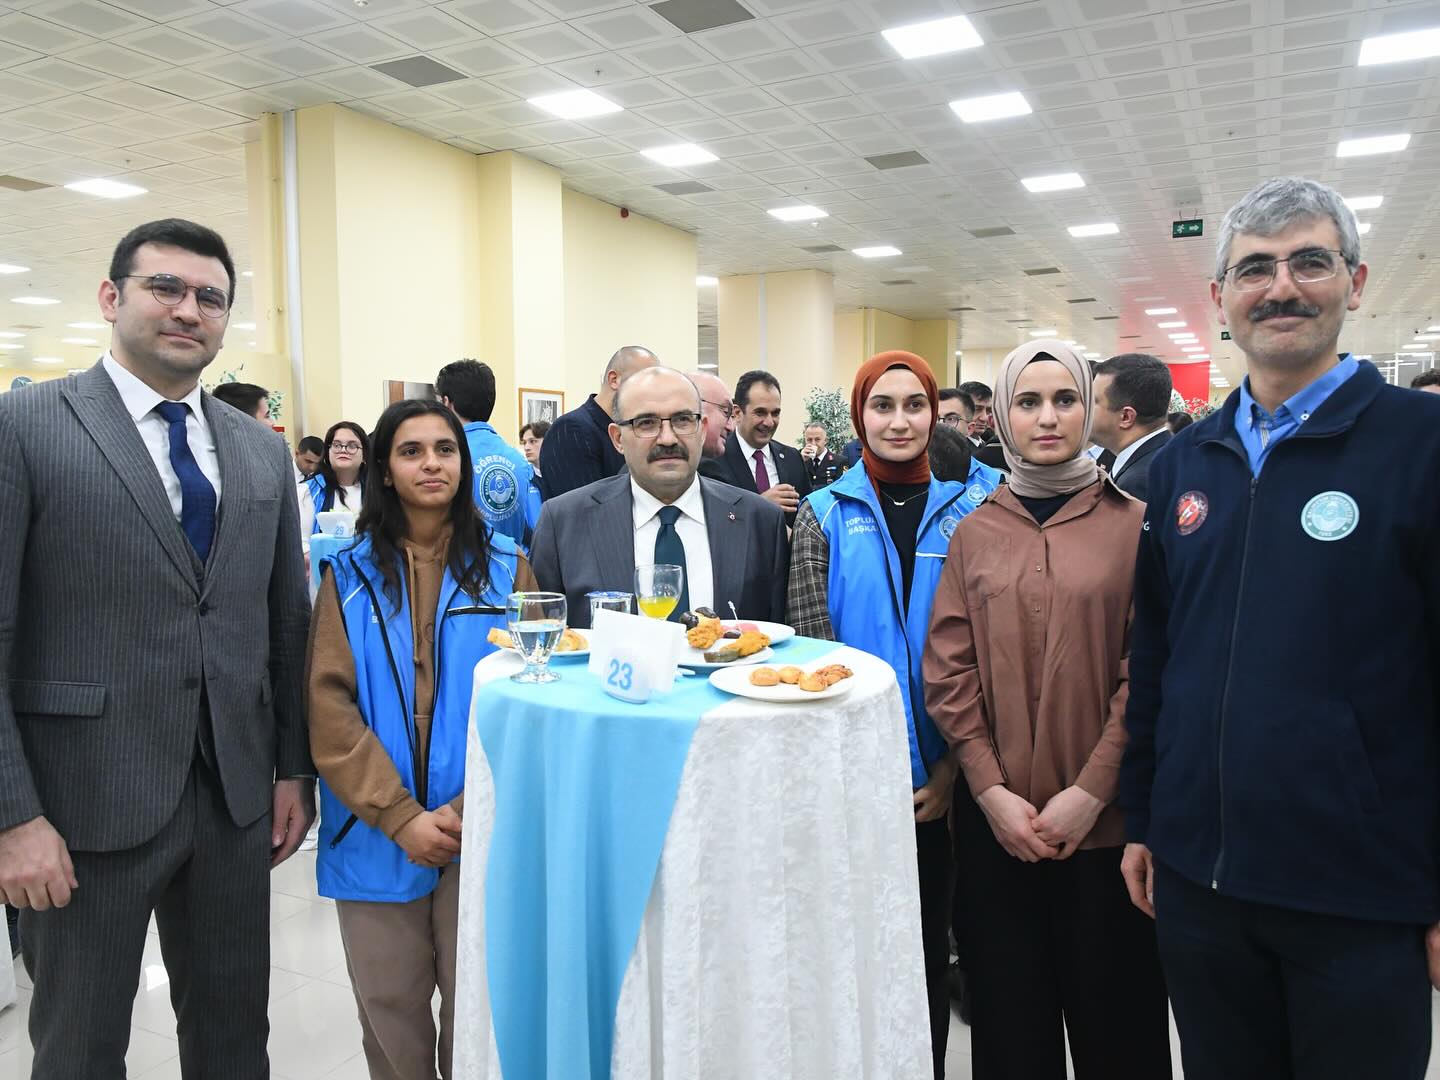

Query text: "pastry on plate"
[486, 627, 585, 652]
[798, 672, 828, 693]
[777, 666, 802, 684]
[702, 629, 771, 664]
[685, 613, 724, 650]
[749, 667, 780, 686]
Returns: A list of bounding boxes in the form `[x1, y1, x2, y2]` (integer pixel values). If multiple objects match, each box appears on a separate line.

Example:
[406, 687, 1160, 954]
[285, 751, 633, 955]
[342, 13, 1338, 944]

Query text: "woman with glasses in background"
[299, 420, 370, 549]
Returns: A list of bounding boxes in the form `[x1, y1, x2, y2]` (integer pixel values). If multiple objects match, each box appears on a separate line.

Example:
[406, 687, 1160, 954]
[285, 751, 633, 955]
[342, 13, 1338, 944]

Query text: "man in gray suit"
[531, 366, 788, 629]
[0, 219, 314, 1077]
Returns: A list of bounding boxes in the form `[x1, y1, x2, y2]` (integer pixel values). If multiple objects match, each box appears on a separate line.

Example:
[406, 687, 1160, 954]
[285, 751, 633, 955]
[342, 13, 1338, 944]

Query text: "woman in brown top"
[307, 398, 536, 1080]
[924, 341, 1171, 1080]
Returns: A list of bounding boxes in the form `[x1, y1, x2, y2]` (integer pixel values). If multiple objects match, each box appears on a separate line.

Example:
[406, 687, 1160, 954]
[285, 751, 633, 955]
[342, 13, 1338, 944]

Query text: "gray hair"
[1215, 177, 1361, 283]
[613, 365, 700, 421]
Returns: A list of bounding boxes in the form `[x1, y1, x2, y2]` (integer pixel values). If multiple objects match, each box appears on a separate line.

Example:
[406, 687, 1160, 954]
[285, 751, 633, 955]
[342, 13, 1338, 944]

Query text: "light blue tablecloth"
[474, 635, 839, 1080]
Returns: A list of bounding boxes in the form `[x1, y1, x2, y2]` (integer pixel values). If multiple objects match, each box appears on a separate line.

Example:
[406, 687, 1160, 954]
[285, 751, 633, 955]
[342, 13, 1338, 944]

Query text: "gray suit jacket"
[0, 362, 312, 852]
[530, 473, 789, 629]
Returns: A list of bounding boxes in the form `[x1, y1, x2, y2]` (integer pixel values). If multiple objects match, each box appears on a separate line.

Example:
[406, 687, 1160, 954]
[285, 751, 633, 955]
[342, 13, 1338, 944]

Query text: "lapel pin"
[728, 512, 736, 521]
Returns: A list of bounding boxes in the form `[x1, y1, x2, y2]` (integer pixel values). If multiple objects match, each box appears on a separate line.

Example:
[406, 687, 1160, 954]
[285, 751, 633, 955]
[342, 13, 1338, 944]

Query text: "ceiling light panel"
[950, 91, 1030, 124]
[65, 178, 147, 198]
[1022, 172, 1085, 193]
[1357, 28, 1440, 67]
[1067, 223, 1118, 237]
[882, 15, 983, 60]
[528, 89, 622, 119]
[1336, 133, 1410, 157]
[767, 205, 828, 222]
[642, 143, 716, 167]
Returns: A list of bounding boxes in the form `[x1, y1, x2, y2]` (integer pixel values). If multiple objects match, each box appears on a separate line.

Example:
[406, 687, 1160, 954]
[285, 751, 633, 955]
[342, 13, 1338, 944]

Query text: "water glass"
[587, 591, 633, 622]
[634, 564, 684, 620]
[506, 591, 568, 684]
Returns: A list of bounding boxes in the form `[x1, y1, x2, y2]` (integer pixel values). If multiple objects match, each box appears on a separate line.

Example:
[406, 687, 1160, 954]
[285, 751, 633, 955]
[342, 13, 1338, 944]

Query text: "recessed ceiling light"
[641, 143, 715, 167]
[1402, 343, 1428, 350]
[1182, 345, 1205, 352]
[32, 356, 63, 364]
[1028, 329, 1058, 337]
[696, 275, 718, 286]
[242, 271, 254, 278]
[1413, 334, 1439, 341]
[0, 343, 20, 350]
[1428, 326, 1440, 333]
[64, 178, 146, 199]
[528, 89, 622, 120]
[1157, 321, 1187, 329]
[1144, 307, 1177, 315]
[1336, 133, 1410, 157]
[1356, 222, 1371, 235]
[852, 245, 901, 258]
[882, 15, 983, 60]
[1021, 172, 1084, 193]
[1189, 354, 1211, 360]
[61, 337, 95, 345]
[11, 296, 59, 305]
[1067, 222, 1119, 238]
[0, 331, 24, 338]
[949, 91, 1030, 124]
[0, 263, 28, 274]
[233, 321, 256, 330]
[67, 321, 104, 329]
[1063, 340, 1079, 347]
[1357, 27, 1440, 66]
[1343, 195, 1383, 211]
[1170, 333, 1197, 340]
[767, 205, 828, 222]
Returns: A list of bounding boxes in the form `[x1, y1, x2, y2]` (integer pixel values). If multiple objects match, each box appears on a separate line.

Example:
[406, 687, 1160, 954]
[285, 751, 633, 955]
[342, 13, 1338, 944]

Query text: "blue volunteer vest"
[316, 531, 518, 902]
[303, 474, 362, 537]
[463, 421, 541, 547]
[807, 458, 1000, 788]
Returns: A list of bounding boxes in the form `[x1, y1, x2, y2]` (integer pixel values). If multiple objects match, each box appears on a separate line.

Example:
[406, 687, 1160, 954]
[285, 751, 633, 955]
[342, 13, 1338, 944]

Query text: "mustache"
[648, 444, 689, 463]
[1250, 299, 1321, 322]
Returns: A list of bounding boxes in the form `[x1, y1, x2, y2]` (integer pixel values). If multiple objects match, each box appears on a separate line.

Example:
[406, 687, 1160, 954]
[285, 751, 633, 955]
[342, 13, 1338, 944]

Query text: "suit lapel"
[64, 364, 202, 589]
[591, 476, 637, 595]
[201, 394, 250, 586]
[701, 479, 748, 613]
[724, 433, 758, 493]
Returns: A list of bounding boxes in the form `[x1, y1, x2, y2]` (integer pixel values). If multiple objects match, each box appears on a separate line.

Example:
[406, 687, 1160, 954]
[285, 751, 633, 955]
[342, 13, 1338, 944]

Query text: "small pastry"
[555, 628, 586, 653]
[798, 673, 827, 692]
[821, 669, 847, 686]
[487, 628, 513, 649]
[778, 666, 802, 684]
[749, 667, 780, 686]
[686, 615, 724, 650]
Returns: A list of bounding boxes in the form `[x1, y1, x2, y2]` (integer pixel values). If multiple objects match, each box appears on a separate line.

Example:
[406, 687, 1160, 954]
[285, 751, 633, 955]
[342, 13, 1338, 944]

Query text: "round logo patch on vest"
[966, 482, 987, 504]
[478, 460, 518, 518]
[1175, 491, 1209, 536]
[939, 515, 959, 540]
[1301, 491, 1359, 542]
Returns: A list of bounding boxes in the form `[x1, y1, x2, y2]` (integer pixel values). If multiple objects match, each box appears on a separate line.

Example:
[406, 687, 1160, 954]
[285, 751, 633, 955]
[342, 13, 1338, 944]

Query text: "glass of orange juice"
[634, 564, 684, 620]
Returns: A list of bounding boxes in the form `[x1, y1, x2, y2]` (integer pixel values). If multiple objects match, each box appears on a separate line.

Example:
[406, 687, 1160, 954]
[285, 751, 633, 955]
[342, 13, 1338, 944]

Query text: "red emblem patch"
[1175, 491, 1209, 536]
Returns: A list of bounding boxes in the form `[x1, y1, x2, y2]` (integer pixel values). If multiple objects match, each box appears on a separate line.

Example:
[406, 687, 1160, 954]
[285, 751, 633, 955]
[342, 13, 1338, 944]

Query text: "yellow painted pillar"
[717, 269, 835, 405]
[910, 319, 957, 387]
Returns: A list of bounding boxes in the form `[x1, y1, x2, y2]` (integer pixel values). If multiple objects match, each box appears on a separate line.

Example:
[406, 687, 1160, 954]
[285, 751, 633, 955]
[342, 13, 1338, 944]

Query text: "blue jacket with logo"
[1120, 361, 1440, 923]
[463, 421, 541, 548]
[807, 457, 1001, 788]
[316, 532, 518, 903]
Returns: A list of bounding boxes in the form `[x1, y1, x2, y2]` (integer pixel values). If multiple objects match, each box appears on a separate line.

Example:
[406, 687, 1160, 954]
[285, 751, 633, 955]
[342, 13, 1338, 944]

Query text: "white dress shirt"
[735, 432, 778, 490]
[631, 475, 713, 614]
[1111, 425, 1169, 480]
[102, 352, 222, 522]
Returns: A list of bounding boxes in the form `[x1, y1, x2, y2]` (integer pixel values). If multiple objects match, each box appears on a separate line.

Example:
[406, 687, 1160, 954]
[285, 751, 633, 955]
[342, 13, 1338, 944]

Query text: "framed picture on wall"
[385, 380, 438, 405]
[519, 387, 564, 427]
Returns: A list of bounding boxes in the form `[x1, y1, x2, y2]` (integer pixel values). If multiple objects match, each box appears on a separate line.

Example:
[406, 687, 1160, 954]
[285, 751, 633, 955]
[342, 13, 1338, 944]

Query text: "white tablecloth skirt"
[454, 644, 932, 1080]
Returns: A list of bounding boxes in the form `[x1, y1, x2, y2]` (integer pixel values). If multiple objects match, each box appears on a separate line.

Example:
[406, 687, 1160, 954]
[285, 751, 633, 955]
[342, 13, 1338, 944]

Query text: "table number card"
[589, 609, 686, 702]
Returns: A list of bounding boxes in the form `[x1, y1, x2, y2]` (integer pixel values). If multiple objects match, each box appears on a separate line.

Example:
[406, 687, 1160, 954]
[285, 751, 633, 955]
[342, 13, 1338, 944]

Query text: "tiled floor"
[2, 850, 1439, 1078]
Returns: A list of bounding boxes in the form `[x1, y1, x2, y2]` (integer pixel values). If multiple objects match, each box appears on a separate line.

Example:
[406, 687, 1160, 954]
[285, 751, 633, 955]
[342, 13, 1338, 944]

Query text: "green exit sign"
[1173, 218, 1204, 238]
[1221, 330, 1231, 341]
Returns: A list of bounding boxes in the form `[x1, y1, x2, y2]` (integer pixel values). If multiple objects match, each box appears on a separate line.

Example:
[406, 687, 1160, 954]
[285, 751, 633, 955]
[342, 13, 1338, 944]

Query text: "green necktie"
[654, 505, 690, 620]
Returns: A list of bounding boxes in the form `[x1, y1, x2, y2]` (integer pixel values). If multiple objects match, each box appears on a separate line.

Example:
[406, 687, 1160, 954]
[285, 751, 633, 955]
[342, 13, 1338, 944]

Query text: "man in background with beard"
[530, 366, 788, 628]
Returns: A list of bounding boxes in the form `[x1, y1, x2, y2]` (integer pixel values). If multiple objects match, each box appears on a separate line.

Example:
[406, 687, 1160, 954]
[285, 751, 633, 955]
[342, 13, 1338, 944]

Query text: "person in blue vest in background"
[298, 420, 369, 547]
[306, 398, 536, 1079]
[436, 359, 541, 549]
[787, 349, 1000, 1080]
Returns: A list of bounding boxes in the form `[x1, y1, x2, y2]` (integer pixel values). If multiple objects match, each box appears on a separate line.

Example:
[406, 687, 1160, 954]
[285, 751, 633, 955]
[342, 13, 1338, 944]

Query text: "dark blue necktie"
[155, 401, 216, 564]
[653, 505, 690, 621]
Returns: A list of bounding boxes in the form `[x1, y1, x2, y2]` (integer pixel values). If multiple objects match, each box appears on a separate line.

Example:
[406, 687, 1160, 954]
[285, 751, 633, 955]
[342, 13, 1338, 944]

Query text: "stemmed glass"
[506, 592, 568, 684]
[634, 564, 684, 620]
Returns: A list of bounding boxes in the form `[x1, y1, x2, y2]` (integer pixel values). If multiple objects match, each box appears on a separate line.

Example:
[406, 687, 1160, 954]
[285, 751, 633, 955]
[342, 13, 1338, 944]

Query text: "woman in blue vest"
[306, 399, 535, 1079]
[788, 350, 1000, 1080]
[298, 419, 369, 547]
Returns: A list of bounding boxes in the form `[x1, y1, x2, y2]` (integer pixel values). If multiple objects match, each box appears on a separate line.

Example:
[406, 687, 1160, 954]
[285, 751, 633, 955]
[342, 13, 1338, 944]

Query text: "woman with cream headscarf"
[923, 342, 1171, 1079]
[789, 351, 1002, 1079]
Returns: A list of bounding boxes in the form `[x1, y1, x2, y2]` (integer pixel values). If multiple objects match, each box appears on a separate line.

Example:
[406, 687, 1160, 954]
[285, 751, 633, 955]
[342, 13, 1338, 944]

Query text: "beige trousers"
[335, 863, 460, 1080]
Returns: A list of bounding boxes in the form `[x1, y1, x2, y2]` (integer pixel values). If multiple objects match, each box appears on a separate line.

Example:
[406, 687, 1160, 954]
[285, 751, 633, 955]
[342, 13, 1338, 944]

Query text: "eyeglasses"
[331, 441, 362, 453]
[938, 414, 966, 427]
[1221, 248, 1349, 292]
[616, 411, 700, 439]
[114, 273, 231, 318]
[702, 397, 733, 415]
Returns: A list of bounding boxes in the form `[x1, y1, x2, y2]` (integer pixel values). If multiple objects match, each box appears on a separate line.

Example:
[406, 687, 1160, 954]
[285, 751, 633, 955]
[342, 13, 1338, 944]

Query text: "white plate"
[708, 663, 855, 703]
[680, 646, 774, 671]
[497, 628, 590, 660]
[719, 619, 795, 645]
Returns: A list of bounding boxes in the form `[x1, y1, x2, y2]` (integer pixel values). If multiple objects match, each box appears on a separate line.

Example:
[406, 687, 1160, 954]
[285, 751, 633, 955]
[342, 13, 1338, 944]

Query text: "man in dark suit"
[538, 344, 658, 499]
[1091, 352, 1174, 503]
[698, 369, 810, 526]
[0, 219, 314, 1076]
[801, 422, 845, 487]
[532, 366, 788, 628]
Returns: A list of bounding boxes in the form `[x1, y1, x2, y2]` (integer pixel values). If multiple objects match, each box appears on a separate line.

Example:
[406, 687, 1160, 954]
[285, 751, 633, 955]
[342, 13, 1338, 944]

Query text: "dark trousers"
[916, 817, 954, 1080]
[21, 757, 273, 1079]
[956, 793, 1171, 1080]
[1154, 860, 1432, 1080]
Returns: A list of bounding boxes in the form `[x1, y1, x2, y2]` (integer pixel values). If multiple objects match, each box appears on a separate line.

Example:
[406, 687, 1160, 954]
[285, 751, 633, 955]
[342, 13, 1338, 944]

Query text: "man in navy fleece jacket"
[1119, 176, 1440, 1080]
